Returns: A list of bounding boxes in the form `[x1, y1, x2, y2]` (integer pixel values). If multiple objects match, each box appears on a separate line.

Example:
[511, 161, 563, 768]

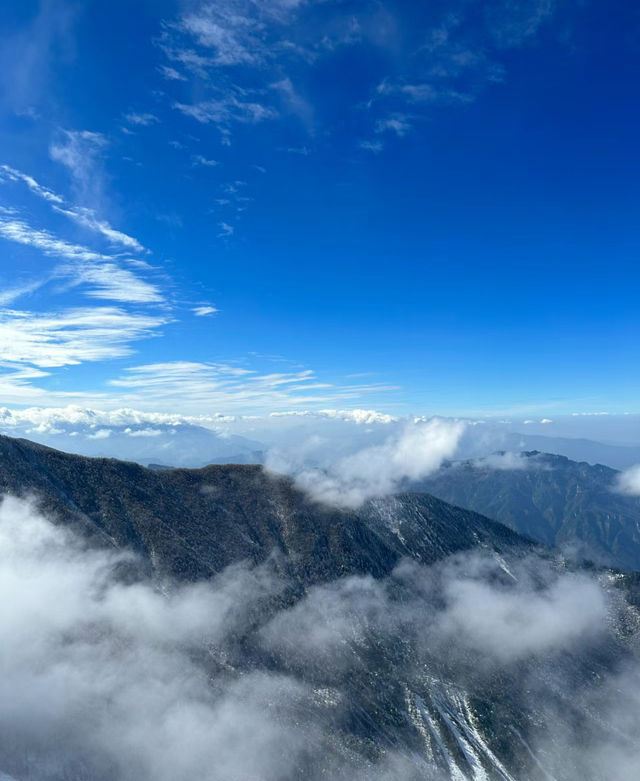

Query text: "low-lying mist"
[266, 417, 466, 507]
[1, 495, 640, 780]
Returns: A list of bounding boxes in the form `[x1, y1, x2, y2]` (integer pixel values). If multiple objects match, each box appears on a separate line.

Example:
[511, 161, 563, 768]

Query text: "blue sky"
[0, 0, 639, 418]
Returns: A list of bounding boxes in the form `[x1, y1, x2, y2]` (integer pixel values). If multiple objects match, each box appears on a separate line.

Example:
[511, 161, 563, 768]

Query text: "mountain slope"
[2, 435, 640, 781]
[0, 434, 530, 584]
[417, 451, 640, 570]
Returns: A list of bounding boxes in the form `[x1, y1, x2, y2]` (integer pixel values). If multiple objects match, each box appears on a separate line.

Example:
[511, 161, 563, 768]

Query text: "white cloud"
[159, 0, 566, 158]
[0, 406, 236, 432]
[0, 307, 166, 369]
[433, 558, 607, 662]
[49, 129, 108, 194]
[63, 261, 163, 303]
[0, 495, 636, 781]
[0, 352, 397, 418]
[0, 164, 63, 204]
[101, 362, 393, 415]
[615, 465, 640, 496]
[0, 163, 147, 253]
[217, 221, 234, 237]
[359, 139, 383, 153]
[158, 65, 187, 81]
[374, 114, 412, 137]
[0, 211, 159, 304]
[179, 6, 262, 66]
[268, 417, 465, 507]
[175, 98, 278, 126]
[191, 154, 219, 167]
[0, 405, 397, 439]
[52, 205, 146, 253]
[376, 79, 472, 106]
[0, 496, 314, 781]
[270, 408, 397, 425]
[174, 0, 306, 70]
[124, 112, 159, 126]
[0, 278, 49, 306]
[486, 0, 555, 47]
[87, 428, 111, 439]
[270, 77, 313, 127]
[0, 214, 110, 262]
[192, 305, 218, 316]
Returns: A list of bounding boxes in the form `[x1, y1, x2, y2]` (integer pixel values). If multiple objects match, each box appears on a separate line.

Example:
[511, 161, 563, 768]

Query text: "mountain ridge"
[416, 450, 640, 571]
[2, 434, 640, 780]
[0, 434, 533, 585]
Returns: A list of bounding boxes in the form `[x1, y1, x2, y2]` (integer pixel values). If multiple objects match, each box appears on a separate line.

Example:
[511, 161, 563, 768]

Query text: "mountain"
[1, 435, 640, 781]
[502, 433, 640, 471]
[0, 419, 264, 467]
[0, 435, 529, 584]
[416, 451, 640, 571]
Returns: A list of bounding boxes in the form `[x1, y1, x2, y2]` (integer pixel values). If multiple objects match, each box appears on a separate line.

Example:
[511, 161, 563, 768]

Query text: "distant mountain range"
[417, 451, 640, 571]
[501, 433, 640, 471]
[0, 421, 263, 468]
[1, 435, 640, 780]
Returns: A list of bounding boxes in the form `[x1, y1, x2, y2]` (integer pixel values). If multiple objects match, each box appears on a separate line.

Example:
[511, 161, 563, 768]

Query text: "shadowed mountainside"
[0, 434, 530, 584]
[417, 451, 640, 570]
[3, 434, 640, 781]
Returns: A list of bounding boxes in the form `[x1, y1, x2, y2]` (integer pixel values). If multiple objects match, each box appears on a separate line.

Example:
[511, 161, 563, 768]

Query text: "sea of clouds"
[1, 495, 640, 780]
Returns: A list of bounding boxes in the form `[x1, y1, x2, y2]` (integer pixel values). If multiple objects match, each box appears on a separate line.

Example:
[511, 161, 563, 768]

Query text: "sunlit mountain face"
[2, 1, 640, 779]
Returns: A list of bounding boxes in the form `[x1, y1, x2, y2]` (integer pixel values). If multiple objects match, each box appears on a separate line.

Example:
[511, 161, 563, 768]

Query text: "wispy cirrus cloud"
[177, 5, 263, 67]
[105, 361, 397, 414]
[160, 0, 562, 154]
[158, 64, 187, 81]
[170, 0, 307, 70]
[124, 112, 159, 126]
[374, 113, 413, 138]
[0, 163, 63, 204]
[485, 0, 556, 47]
[0, 307, 166, 369]
[192, 305, 218, 316]
[0, 213, 162, 304]
[217, 221, 234, 238]
[0, 163, 162, 307]
[59, 261, 164, 303]
[0, 278, 49, 307]
[0, 163, 147, 253]
[174, 97, 278, 127]
[51, 205, 147, 253]
[0, 214, 111, 262]
[0, 170, 167, 395]
[191, 154, 219, 167]
[49, 129, 108, 199]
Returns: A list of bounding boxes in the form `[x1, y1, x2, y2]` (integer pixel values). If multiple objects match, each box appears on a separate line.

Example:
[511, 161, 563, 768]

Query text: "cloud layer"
[267, 417, 466, 506]
[616, 464, 640, 496]
[1, 494, 639, 780]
